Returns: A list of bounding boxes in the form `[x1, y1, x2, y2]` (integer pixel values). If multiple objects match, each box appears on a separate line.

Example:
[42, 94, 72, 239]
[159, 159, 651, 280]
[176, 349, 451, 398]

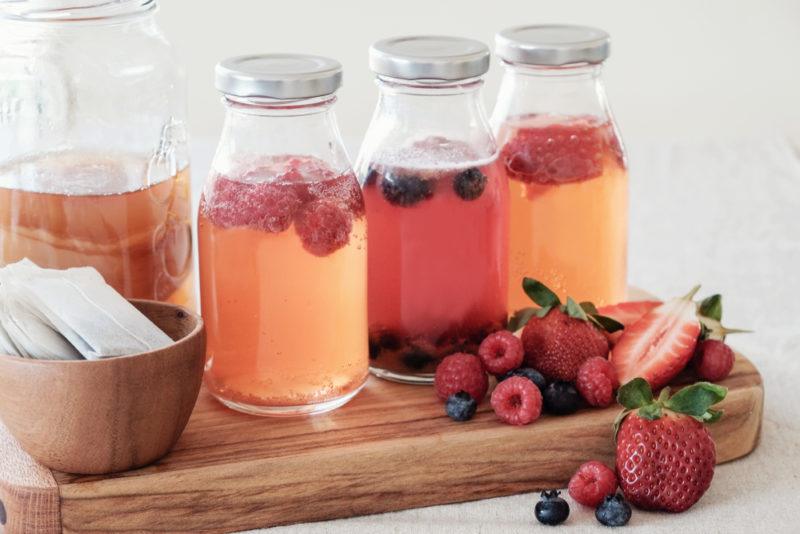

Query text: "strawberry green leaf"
[699, 294, 723, 321]
[612, 408, 632, 442]
[565, 297, 588, 321]
[638, 403, 663, 420]
[535, 305, 553, 318]
[617, 378, 654, 409]
[508, 307, 537, 332]
[664, 382, 728, 417]
[701, 409, 724, 423]
[522, 278, 561, 308]
[590, 313, 624, 333]
[580, 301, 599, 315]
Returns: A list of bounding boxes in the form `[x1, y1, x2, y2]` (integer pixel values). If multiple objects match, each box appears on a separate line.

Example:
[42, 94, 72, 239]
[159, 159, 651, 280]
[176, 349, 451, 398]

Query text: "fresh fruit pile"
[201, 155, 364, 256]
[429, 276, 746, 526]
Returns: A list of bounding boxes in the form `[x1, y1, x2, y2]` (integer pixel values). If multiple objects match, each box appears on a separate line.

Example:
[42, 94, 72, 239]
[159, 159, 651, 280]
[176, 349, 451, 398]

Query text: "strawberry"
[597, 300, 661, 346]
[515, 279, 621, 382]
[610, 286, 702, 390]
[614, 378, 727, 512]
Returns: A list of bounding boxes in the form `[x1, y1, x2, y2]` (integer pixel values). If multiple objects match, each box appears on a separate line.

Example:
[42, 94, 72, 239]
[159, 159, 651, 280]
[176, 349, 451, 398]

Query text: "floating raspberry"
[478, 330, 524, 375]
[490, 376, 543, 425]
[693, 339, 735, 381]
[307, 173, 365, 216]
[293, 199, 353, 256]
[568, 460, 618, 507]
[576, 356, 619, 408]
[501, 119, 608, 184]
[204, 176, 302, 233]
[434, 353, 488, 402]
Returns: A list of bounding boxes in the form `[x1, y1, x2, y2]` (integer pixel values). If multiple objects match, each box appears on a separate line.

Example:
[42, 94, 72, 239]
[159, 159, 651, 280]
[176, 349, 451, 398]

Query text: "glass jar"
[0, 0, 193, 306]
[199, 54, 368, 416]
[356, 36, 508, 383]
[492, 25, 628, 311]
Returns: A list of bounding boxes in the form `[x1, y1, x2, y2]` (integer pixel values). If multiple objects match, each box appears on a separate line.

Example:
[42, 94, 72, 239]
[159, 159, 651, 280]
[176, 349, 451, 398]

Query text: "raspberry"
[568, 460, 618, 507]
[293, 199, 353, 256]
[307, 173, 365, 216]
[204, 176, 302, 232]
[434, 353, 488, 402]
[452, 167, 487, 200]
[693, 340, 735, 381]
[478, 331, 524, 375]
[490, 376, 543, 426]
[576, 356, 619, 407]
[500, 119, 608, 184]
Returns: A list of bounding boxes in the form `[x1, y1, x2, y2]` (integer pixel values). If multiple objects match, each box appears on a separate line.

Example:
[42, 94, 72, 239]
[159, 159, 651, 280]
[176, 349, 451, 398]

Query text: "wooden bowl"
[0, 300, 205, 475]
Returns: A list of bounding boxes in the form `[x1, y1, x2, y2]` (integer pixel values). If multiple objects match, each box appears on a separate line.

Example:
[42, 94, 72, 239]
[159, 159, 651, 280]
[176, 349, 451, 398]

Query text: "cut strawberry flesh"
[598, 300, 662, 346]
[610, 297, 701, 389]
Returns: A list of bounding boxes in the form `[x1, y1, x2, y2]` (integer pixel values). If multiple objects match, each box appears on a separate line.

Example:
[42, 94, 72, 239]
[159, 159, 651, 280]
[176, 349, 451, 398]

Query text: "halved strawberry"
[609, 287, 701, 389]
[597, 300, 661, 346]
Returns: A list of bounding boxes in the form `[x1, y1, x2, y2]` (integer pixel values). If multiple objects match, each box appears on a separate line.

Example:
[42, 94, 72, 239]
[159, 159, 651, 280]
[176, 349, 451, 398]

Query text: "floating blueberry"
[453, 167, 487, 200]
[445, 391, 478, 422]
[543, 381, 582, 415]
[535, 490, 570, 525]
[595, 493, 632, 527]
[380, 172, 433, 206]
[499, 367, 547, 393]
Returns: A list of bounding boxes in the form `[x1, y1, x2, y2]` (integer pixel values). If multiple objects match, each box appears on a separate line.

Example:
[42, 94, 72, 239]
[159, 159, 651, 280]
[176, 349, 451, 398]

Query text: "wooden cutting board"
[0, 351, 763, 533]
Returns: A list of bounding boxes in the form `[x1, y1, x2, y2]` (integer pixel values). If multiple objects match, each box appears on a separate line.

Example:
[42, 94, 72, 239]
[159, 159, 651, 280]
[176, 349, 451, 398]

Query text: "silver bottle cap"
[495, 25, 610, 66]
[215, 54, 342, 99]
[369, 36, 490, 81]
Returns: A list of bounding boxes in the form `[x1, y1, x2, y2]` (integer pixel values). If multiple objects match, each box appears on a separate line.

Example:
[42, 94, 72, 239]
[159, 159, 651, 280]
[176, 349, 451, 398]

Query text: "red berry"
[576, 357, 619, 407]
[521, 308, 609, 382]
[617, 412, 715, 512]
[434, 353, 488, 402]
[568, 460, 618, 507]
[204, 176, 302, 232]
[293, 199, 353, 256]
[693, 340, 735, 381]
[307, 172, 366, 216]
[490, 376, 543, 426]
[478, 331, 524, 375]
[500, 118, 615, 184]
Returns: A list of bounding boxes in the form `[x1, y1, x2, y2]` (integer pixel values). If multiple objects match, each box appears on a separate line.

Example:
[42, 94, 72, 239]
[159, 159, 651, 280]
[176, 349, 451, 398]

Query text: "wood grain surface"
[0, 300, 205, 476]
[0, 352, 762, 533]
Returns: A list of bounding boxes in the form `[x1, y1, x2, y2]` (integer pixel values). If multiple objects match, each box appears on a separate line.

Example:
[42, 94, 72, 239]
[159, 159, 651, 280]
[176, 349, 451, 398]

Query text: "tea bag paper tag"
[0, 260, 173, 360]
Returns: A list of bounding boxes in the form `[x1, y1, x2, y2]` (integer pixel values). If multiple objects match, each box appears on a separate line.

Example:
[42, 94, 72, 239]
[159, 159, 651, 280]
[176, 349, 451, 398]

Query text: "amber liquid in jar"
[0, 151, 194, 306]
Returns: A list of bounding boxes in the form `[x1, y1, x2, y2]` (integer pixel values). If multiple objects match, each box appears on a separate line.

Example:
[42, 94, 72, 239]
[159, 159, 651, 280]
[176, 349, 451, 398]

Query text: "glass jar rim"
[0, 0, 155, 23]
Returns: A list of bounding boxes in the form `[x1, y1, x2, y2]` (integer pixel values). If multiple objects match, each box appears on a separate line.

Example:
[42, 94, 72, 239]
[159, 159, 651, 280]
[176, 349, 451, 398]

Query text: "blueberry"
[543, 381, 582, 415]
[499, 367, 547, 392]
[402, 350, 434, 370]
[453, 167, 487, 200]
[368, 337, 380, 360]
[362, 167, 379, 186]
[595, 493, 632, 527]
[535, 490, 569, 526]
[445, 391, 477, 422]
[379, 331, 402, 351]
[380, 172, 433, 206]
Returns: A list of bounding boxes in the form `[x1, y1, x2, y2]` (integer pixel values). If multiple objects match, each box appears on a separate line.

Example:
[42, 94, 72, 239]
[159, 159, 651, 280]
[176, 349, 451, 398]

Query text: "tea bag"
[0, 259, 173, 360]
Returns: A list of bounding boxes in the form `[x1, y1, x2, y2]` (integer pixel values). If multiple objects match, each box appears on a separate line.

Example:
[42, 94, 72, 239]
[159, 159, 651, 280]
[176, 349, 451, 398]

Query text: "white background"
[158, 0, 800, 146]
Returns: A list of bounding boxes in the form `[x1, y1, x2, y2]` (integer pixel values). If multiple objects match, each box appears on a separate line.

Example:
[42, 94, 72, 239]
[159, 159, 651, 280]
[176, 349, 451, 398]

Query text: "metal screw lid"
[215, 54, 342, 99]
[495, 24, 610, 66]
[369, 36, 490, 81]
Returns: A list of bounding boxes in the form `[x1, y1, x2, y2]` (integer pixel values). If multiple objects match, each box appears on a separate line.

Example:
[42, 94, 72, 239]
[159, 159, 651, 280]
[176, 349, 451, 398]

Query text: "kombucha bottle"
[491, 25, 628, 311]
[199, 54, 368, 416]
[356, 36, 508, 383]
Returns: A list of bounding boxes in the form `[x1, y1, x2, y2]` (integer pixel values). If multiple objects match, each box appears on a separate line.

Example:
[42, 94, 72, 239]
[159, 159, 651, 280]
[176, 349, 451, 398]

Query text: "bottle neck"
[358, 76, 496, 167]
[214, 95, 351, 176]
[0, 0, 156, 23]
[491, 63, 612, 126]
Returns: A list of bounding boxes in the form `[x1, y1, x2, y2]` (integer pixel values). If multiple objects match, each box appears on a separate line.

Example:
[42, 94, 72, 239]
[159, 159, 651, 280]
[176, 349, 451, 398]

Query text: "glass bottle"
[199, 54, 368, 416]
[492, 25, 628, 311]
[356, 36, 508, 383]
[0, 0, 193, 306]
